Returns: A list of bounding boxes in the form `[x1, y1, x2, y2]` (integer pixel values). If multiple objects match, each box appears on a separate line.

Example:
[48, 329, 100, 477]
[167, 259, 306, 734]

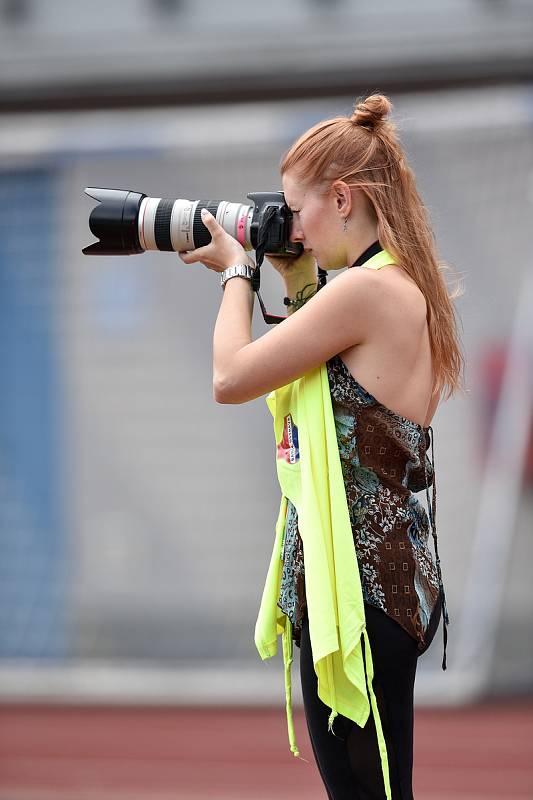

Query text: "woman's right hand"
[266, 251, 317, 280]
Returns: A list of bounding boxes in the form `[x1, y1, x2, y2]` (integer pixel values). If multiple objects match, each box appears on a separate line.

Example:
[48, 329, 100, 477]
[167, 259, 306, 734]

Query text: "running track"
[1, 700, 532, 799]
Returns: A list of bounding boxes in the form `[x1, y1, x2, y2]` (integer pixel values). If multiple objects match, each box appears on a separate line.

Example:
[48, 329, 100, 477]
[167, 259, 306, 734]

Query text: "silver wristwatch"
[220, 263, 256, 290]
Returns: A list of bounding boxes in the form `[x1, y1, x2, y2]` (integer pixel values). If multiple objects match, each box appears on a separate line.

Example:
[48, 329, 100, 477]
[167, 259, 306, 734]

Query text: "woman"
[179, 94, 465, 799]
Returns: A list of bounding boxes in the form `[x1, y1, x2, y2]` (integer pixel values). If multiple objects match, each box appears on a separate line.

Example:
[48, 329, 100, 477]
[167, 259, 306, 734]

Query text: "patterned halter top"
[277, 242, 450, 669]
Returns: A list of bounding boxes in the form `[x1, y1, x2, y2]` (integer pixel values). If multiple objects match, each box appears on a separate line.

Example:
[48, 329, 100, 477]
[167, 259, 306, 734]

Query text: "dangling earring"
[343, 217, 348, 233]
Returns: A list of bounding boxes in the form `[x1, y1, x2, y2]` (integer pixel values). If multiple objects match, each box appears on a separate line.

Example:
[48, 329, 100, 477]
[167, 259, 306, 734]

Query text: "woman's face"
[281, 170, 349, 271]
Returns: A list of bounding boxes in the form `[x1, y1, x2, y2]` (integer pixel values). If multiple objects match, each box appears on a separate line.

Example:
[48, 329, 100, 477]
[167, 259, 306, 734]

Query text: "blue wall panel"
[0, 169, 67, 659]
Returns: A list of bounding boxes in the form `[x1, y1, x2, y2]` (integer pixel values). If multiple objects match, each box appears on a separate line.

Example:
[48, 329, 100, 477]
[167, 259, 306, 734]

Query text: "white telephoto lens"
[139, 197, 254, 252]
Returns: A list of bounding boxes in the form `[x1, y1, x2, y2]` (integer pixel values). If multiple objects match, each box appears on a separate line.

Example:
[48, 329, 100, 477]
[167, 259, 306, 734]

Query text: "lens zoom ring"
[154, 199, 175, 251]
[193, 201, 219, 248]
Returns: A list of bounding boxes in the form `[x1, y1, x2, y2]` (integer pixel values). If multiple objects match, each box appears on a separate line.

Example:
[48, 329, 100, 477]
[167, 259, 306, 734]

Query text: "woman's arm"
[177, 210, 372, 405]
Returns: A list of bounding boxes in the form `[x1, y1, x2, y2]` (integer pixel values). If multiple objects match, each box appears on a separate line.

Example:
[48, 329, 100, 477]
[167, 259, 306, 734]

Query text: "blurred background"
[1, 1, 533, 798]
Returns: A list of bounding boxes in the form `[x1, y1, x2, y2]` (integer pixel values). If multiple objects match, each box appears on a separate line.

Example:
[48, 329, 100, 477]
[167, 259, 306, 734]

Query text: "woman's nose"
[289, 219, 304, 243]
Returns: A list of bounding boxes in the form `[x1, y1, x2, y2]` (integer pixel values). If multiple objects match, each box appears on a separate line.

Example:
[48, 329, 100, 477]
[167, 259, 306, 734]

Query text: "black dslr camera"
[82, 187, 326, 323]
[82, 187, 302, 259]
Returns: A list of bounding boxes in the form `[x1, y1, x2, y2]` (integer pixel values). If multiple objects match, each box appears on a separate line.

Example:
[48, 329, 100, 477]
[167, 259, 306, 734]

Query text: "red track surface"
[1, 700, 532, 799]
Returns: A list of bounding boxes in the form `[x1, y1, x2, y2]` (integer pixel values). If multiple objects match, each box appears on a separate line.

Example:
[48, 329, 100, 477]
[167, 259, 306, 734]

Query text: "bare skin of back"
[338, 264, 439, 429]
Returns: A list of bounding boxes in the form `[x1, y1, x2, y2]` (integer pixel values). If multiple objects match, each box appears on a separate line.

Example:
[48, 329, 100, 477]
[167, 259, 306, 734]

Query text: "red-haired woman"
[180, 93, 466, 799]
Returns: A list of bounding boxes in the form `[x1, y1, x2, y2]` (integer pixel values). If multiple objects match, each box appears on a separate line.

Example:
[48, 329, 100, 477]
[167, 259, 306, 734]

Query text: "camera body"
[82, 187, 303, 260]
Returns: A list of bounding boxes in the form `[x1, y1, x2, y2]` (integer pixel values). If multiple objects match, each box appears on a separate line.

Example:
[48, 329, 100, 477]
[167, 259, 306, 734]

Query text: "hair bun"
[351, 94, 392, 131]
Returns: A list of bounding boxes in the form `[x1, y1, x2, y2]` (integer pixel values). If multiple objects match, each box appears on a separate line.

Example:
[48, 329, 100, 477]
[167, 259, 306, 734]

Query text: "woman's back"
[338, 263, 438, 429]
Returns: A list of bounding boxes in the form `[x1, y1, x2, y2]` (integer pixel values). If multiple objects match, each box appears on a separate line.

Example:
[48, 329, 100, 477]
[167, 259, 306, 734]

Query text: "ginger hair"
[280, 92, 467, 402]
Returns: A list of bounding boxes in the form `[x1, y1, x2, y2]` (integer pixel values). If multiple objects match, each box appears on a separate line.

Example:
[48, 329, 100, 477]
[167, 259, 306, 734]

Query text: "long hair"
[280, 93, 466, 403]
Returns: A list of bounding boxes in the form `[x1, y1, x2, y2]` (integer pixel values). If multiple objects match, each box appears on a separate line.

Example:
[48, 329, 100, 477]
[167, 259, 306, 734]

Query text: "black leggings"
[299, 602, 431, 800]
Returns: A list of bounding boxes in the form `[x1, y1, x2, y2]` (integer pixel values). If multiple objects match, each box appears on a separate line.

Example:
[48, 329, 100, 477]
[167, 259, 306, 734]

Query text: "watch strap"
[220, 263, 256, 289]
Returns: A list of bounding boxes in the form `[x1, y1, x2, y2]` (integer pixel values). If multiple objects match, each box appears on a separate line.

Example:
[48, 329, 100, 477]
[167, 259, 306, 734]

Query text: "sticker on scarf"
[277, 413, 300, 464]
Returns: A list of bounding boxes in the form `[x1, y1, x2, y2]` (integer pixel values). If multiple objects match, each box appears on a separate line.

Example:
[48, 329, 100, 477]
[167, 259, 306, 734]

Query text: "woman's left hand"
[178, 208, 255, 273]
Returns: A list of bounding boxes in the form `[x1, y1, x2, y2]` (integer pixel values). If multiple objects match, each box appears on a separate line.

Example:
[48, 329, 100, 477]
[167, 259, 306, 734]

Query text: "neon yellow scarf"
[255, 250, 397, 798]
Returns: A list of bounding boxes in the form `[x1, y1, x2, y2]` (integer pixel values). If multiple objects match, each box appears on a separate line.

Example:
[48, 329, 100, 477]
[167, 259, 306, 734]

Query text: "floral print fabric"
[277, 354, 441, 654]
[278, 499, 307, 635]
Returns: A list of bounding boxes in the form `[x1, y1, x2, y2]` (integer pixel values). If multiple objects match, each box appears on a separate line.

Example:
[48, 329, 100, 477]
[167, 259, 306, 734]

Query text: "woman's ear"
[333, 181, 352, 217]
